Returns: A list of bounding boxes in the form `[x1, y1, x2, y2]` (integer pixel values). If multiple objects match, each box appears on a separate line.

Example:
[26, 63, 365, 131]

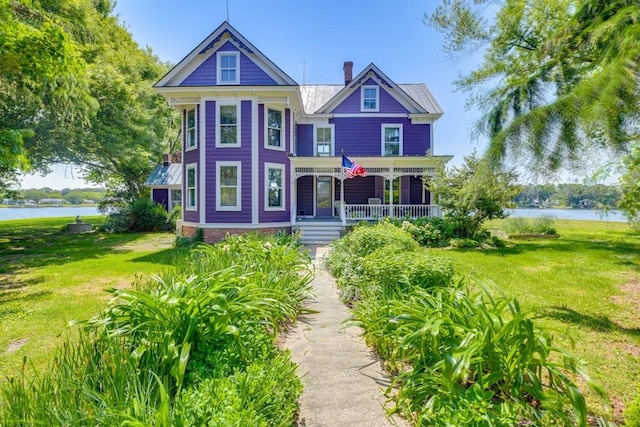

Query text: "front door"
[315, 176, 333, 217]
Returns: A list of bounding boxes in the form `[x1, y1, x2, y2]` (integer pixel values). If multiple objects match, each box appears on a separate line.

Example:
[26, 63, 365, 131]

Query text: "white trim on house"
[264, 162, 286, 211]
[185, 107, 197, 151]
[199, 102, 206, 223]
[216, 51, 240, 85]
[313, 124, 335, 156]
[264, 106, 285, 151]
[381, 123, 403, 156]
[252, 99, 259, 224]
[185, 163, 197, 211]
[216, 161, 242, 211]
[216, 101, 241, 147]
[182, 221, 292, 229]
[361, 85, 379, 112]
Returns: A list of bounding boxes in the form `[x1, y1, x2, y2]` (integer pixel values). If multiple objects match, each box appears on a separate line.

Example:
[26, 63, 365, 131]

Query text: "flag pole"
[340, 149, 345, 225]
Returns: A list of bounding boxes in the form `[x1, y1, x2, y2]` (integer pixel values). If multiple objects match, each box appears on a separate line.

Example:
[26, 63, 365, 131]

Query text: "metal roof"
[144, 163, 182, 186]
[298, 83, 443, 115]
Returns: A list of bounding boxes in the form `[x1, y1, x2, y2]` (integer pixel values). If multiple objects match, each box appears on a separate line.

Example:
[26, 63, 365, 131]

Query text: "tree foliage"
[0, 0, 177, 199]
[428, 153, 521, 238]
[427, 0, 639, 169]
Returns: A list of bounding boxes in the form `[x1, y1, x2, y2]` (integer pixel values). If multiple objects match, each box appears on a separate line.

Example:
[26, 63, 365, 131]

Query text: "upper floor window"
[361, 86, 379, 112]
[186, 164, 197, 210]
[266, 108, 283, 150]
[382, 124, 403, 156]
[265, 163, 285, 210]
[216, 161, 241, 211]
[186, 108, 196, 150]
[217, 103, 240, 147]
[315, 126, 333, 157]
[217, 52, 239, 84]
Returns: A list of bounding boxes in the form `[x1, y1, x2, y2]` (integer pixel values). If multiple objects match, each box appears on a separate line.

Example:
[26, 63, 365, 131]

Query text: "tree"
[0, 0, 177, 201]
[428, 0, 639, 169]
[428, 153, 521, 239]
[619, 142, 640, 227]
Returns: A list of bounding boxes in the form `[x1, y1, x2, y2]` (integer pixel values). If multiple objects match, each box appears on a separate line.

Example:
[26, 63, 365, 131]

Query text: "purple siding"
[181, 42, 278, 86]
[343, 176, 376, 204]
[296, 176, 314, 216]
[204, 100, 252, 223]
[409, 176, 426, 204]
[332, 78, 409, 114]
[401, 176, 410, 204]
[153, 189, 169, 211]
[331, 117, 430, 156]
[259, 105, 291, 223]
[295, 124, 314, 156]
[183, 107, 200, 223]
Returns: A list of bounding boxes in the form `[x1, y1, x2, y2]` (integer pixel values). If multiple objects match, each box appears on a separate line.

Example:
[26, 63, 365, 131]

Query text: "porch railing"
[343, 204, 441, 221]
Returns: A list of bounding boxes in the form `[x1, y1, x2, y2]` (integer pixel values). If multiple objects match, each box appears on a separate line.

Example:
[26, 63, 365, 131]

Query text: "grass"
[437, 219, 640, 420]
[0, 216, 178, 379]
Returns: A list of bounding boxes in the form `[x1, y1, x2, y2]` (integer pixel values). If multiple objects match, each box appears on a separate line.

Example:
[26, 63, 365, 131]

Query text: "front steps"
[294, 221, 343, 245]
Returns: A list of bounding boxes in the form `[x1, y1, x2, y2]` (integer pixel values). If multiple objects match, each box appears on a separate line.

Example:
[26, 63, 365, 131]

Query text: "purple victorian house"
[152, 22, 452, 243]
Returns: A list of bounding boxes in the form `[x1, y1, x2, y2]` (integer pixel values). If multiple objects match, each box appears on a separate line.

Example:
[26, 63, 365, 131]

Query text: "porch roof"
[289, 155, 452, 179]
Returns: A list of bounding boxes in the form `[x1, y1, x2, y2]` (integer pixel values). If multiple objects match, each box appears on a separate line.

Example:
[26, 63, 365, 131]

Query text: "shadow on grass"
[0, 290, 53, 311]
[130, 248, 183, 265]
[0, 221, 173, 273]
[540, 306, 640, 338]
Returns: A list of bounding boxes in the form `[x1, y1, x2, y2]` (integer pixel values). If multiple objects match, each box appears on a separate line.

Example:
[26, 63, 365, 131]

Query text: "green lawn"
[434, 219, 640, 420]
[0, 217, 178, 379]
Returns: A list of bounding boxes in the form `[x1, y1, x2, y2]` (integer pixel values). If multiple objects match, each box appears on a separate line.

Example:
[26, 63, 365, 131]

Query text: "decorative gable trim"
[155, 21, 297, 88]
[316, 63, 426, 115]
[200, 29, 255, 55]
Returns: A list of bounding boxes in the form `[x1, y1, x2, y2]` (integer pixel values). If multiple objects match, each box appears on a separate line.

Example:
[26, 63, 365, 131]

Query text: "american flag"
[342, 155, 367, 179]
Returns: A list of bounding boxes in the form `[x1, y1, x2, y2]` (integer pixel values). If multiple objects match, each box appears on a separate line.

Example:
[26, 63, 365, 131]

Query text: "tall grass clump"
[501, 216, 557, 235]
[326, 222, 604, 426]
[0, 233, 312, 426]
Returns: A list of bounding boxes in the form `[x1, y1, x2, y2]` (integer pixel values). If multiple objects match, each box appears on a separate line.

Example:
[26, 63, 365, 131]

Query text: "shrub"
[449, 237, 480, 248]
[103, 197, 169, 232]
[625, 391, 640, 427]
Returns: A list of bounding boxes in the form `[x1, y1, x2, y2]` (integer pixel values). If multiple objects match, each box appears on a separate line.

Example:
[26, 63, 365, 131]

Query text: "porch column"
[290, 169, 297, 225]
[389, 162, 395, 218]
[340, 175, 346, 226]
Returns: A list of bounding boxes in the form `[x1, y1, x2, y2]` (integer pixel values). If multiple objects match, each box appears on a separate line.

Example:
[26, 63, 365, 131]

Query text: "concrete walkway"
[284, 246, 408, 427]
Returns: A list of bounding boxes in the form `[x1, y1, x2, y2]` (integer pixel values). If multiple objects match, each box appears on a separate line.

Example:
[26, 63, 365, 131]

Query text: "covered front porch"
[289, 155, 451, 226]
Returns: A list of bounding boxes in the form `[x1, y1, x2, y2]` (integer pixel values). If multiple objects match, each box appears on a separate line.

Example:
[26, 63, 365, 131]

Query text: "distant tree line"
[3, 188, 106, 205]
[515, 184, 622, 209]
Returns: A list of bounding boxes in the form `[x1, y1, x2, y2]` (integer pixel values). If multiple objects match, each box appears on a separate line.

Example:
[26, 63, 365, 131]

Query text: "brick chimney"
[163, 154, 171, 166]
[343, 61, 353, 85]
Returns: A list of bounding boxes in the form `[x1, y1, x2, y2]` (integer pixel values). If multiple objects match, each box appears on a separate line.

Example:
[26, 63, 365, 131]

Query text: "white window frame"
[185, 163, 197, 211]
[217, 51, 240, 85]
[216, 102, 241, 147]
[381, 123, 403, 156]
[313, 124, 334, 157]
[185, 108, 197, 150]
[265, 107, 285, 151]
[361, 85, 379, 112]
[216, 161, 242, 211]
[264, 163, 286, 211]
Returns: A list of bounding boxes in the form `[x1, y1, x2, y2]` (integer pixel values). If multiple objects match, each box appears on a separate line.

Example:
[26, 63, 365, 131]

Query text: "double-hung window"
[266, 108, 283, 149]
[315, 126, 333, 157]
[216, 161, 241, 211]
[186, 164, 197, 210]
[186, 108, 196, 149]
[170, 189, 182, 210]
[217, 52, 239, 84]
[361, 86, 379, 111]
[265, 163, 285, 210]
[382, 124, 403, 156]
[217, 103, 240, 147]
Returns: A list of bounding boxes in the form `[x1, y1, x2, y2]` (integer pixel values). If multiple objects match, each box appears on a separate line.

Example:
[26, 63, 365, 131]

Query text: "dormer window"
[217, 51, 239, 84]
[361, 85, 379, 111]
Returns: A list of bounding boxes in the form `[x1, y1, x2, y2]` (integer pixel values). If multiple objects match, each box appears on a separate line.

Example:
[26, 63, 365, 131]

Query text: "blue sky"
[22, 0, 487, 189]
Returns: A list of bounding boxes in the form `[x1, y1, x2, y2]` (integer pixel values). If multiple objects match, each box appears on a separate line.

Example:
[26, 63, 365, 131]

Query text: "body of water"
[508, 208, 627, 222]
[0, 206, 103, 221]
